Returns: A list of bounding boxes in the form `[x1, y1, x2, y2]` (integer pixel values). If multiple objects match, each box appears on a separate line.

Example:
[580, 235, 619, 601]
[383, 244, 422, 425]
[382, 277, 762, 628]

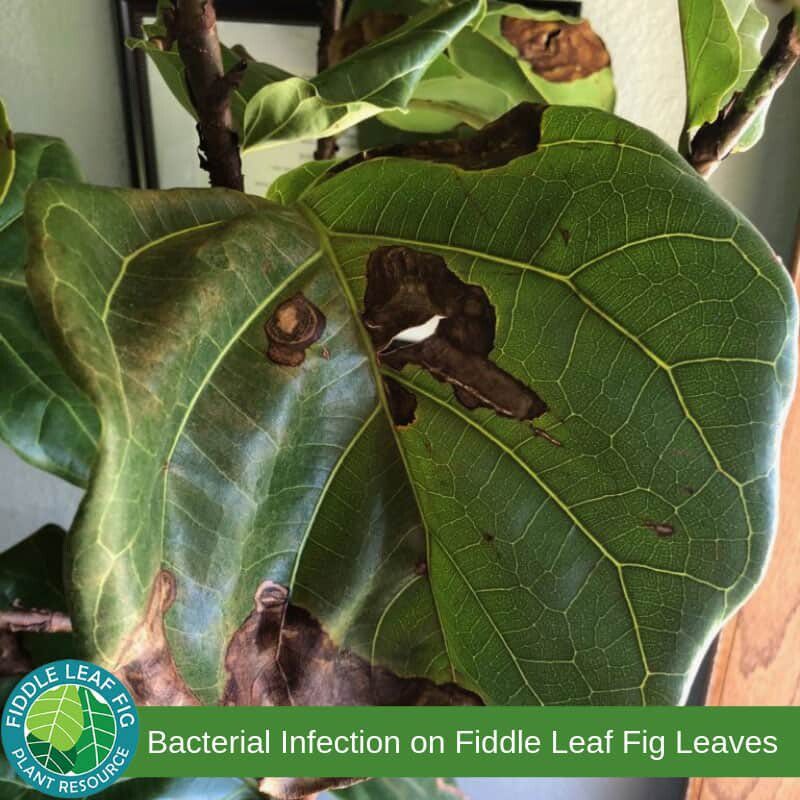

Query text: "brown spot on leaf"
[331, 104, 545, 174]
[645, 521, 676, 538]
[364, 246, 547, 422]
[384, 375, 418, 426]
[501, 17, 611, 82]
[483, 531, 495, 544]
[415, 560, 428, 577]
[4, 130, 14, 151]
[222, 580, 481, 707]
[265, 293, 326, 367]
[328, 11, 406, 65]
[559, 227, 571, 245]
[112, 569, 199, 706]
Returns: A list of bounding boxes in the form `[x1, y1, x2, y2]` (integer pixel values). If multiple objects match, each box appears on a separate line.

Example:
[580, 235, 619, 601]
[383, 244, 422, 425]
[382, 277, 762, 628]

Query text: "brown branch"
[0, 608, 73, 634]
[314, 0, 345, 160]
[690, 10, 800, 177]
[169, 0, 244, 190]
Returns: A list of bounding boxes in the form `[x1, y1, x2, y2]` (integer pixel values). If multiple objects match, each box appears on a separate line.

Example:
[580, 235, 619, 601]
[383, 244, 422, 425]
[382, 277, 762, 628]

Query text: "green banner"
[127, 706, 799, 778]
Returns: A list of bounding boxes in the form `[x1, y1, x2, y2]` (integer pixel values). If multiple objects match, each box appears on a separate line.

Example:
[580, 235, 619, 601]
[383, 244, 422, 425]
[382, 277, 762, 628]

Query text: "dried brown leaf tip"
[265, 293, 326, 367]
[502, 17, 611, 82]
[364, 246, 547, 422]
[328, 11, 406, 65]
[332, 103, 544, 174]
[112, 569, 199, 706]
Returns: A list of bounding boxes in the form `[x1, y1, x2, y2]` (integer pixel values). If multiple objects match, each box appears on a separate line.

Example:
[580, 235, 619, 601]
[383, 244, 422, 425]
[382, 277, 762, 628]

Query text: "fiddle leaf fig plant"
[1, 1, 799, 799]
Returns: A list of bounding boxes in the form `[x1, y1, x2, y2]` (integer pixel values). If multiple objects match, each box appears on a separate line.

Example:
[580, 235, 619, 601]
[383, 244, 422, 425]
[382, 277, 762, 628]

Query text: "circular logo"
[1, 660, 139, 798]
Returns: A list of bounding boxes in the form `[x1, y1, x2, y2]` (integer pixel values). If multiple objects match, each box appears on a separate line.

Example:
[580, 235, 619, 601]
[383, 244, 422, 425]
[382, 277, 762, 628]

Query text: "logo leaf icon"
[26, 685, 84, 751]
[68, 687, 116, 774]
[26, 732, 77, 775]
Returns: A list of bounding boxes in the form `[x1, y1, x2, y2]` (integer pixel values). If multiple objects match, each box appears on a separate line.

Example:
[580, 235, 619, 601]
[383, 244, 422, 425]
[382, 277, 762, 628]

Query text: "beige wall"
[0, 0, 129, 187]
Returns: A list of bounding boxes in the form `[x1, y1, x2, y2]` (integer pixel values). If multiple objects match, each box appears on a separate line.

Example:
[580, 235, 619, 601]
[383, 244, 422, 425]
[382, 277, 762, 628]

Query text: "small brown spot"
[482, 531, 495, 544]
[4, 130, 14, 151]
[328, 11, 406, 65]
[321, 346, 331, 360]
[265, 293, 326, 367]
[559, 227, 571, 245]
[645, 521, 676, 538]
[501, 16, 611, 82]
[682, 486, 696, 496]
[415, 560, 428, 577]
[331, 104, 545, 174]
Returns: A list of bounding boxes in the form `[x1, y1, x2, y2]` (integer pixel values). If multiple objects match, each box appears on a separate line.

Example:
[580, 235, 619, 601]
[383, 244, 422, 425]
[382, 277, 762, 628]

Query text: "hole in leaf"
[364, 246, 548, 422]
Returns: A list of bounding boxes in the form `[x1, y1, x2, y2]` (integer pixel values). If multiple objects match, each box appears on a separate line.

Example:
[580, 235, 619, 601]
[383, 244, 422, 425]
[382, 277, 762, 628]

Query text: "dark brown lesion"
[222, 580, 481, 707]
[363, 246, 548, 422]
[501, 17, 611, 82]
[112, 569, 200, 706]
[264, 293, 326, 367]
[331, 103, 545, 175]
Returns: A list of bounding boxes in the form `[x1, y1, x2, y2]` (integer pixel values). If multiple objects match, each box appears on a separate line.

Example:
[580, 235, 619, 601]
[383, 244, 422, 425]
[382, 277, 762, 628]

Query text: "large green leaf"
[26, 106, 796, 709]
[0, 125, 99, 486]
[243, 0, 482, 151]
[678, 0, 769, 148]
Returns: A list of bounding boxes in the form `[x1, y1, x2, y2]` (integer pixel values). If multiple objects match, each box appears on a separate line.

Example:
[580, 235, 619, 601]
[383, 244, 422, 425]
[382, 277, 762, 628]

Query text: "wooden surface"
[686, 274, 800, 800]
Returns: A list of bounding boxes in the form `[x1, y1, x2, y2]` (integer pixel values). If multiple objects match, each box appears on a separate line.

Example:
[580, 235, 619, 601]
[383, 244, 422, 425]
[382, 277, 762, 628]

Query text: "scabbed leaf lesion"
[363, 245, 548, 424]
[264, 292, 326, 366]
[501, 16, 611, 82]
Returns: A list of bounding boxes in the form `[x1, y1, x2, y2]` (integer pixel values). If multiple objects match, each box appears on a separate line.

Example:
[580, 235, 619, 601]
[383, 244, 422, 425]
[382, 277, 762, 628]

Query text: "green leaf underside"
[242, 0, 482, 150]
[0, 132, 99, 486]
[26, 107, 796, 707]
[26, 684, 84, 751]
[679, 0, 770, 148]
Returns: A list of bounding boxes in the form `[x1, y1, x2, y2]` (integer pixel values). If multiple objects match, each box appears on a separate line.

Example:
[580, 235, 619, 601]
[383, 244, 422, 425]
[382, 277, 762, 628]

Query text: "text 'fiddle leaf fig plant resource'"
[24, 105, 796, 715]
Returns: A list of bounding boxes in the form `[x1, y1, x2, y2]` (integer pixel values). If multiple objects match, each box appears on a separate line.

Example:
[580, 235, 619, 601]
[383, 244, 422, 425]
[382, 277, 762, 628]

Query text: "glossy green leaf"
[678, 0, 770, 149]
[242, 0, 482, 151]
[26, 107, 796, 708]
[0, 130, 99, 486]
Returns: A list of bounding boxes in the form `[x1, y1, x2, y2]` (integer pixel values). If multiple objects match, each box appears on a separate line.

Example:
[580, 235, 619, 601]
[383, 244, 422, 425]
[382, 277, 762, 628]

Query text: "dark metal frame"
[115, 0, 582, 189]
